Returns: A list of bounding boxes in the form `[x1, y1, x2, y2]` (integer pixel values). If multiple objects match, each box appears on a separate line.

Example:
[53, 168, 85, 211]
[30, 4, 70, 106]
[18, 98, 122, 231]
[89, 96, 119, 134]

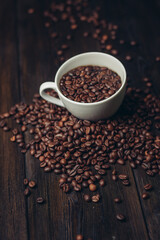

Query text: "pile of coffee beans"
[0, 86, 159, 201]
[59, 65, 122, 103]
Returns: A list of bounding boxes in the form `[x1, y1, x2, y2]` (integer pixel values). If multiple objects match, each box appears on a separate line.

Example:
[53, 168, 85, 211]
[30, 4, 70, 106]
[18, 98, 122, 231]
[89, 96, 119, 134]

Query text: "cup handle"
[39, 82, 65, 107]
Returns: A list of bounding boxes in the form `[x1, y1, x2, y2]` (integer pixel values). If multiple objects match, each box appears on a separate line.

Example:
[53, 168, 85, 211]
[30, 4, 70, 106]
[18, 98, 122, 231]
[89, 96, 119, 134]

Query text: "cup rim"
[55, 52, 127, 106]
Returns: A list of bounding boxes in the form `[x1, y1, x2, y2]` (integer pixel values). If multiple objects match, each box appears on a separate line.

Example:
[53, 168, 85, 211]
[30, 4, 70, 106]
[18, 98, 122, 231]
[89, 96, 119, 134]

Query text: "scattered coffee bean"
[112, 175, 118, 181]
[142, 193, 150, 200]
[130, 41, 137, 46]
[125, 55, 132, 61]
[92, 194, 100, 203]
[84, 194, 91, 202]
[3, 126, 10, 131]
[89, 184, 97, 192]
[23, 178, 29, 186]
[116, 214, 126, 221]
[99, 179, 106, 187]
[28, 8, 34, 14]
[24, 188, 30, 196]
[76, 234, 84, 240]
[114, 198, 121, 203]
[118, 174, 128, 180]
[144, 184, 153, 191]
[36, 197, 45, 204]
[10, 135, 16, 142]
[122, 180, 130, 186]
[29, 180, 36, 188]
[155, 56, 160, 62]
[21, 125, 27, 132]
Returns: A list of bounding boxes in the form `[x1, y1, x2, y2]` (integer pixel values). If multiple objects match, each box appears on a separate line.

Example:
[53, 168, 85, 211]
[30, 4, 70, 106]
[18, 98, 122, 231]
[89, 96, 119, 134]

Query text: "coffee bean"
[89, 184, 97, 191]
[99, 179, 106, 187]
[84, 194, 91, 202]
[125, 55, 132, 61]
[130, 41, 137, 46]
[23, 178, 29, 186]
[21, 125, 27, 132]
[44, 166, 52, 172]
[82, 181, 88, 188]
[112, 175, 118, 181]
[144, 183, 153, 191]
[36, 197, 45, 204]
[118, 174, 128, 180]
[114, 198, 121, 203]
[74, 184, 81, 191]
[116, 214, 126, 221]
[142, 193, 150, 200]
[10, 135, 16, 142]
[62, 183, 70, 193]
[76, 234, 84, 240]
[92, 194, 100, 203]
[24, 188, 30, 196]
[122, 180, 130, 186]
[29, 180, 36, 188]
[28, 8, 34, 14]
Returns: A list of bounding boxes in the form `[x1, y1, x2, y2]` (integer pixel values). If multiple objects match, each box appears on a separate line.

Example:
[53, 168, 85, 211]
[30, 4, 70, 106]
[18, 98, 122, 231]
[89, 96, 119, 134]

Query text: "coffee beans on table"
[59, 65, 122, 103]
[116, 214, 126, 221]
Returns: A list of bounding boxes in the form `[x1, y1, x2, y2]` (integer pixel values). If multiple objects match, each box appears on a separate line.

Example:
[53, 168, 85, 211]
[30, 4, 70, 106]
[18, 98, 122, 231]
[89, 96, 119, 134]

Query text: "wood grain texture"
[0, 0, 160, 239]
[0, 1, 28, 240]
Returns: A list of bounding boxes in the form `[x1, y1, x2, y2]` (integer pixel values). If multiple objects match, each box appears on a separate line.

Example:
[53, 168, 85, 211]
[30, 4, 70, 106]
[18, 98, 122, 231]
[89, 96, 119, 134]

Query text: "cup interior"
[55, 52, 126, 100]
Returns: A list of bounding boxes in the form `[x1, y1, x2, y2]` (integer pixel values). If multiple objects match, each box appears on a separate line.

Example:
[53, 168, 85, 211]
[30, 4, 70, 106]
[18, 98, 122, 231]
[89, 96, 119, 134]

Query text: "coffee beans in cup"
[59, 65, 122, 103]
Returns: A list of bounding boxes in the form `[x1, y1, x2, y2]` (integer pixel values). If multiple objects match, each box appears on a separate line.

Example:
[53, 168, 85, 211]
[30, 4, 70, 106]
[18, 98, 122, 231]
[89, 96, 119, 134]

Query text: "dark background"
[0, 0, 160, 239]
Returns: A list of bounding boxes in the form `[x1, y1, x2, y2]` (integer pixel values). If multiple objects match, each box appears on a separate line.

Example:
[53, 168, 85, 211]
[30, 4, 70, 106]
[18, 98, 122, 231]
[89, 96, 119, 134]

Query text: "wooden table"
[0, 0, 160, 239]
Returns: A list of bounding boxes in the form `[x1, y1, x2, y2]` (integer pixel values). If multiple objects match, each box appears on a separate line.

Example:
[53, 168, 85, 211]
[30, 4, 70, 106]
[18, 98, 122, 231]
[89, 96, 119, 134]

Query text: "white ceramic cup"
[39, 52, 126, 121]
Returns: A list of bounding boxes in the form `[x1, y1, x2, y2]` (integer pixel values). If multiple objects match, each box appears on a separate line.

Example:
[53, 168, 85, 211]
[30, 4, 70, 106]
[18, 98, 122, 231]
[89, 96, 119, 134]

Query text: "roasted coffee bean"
[0, 120, 6, 128]
[89, 184, 97, 191]
[10, 135, 16, 142]
[122, 180, 130, 186]
[76, 234, 84, 240]
[116, 214, 126, 221]
[118, 174, 128, 180]
[142, 193, 150, 200]
[24, 188, 30, 196]
[112, 175, 118, 181]
[99, 179, 106, 187]
[3, 126, 10, 131]
[117, 159, 125, 165]
[82, 181, 88, 188]
[74, 184, 81, 192]
[23, 178, 29, 185]
[59, 65, 122, 103]
[36, 197, 45, 204]
[62, 183, 70, 193]
[114, 198, 121, 203]
[92, 194, 100, 203]
[144, 183, 153, 191]
[29, 180, 36, 188]
[21, 125, 27, 132]
[84, 194, 91, 202]
[44, 166, 52, 172]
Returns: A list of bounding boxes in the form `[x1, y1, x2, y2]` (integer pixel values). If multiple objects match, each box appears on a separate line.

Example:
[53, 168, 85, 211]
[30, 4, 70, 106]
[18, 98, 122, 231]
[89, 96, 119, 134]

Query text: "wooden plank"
[17, 1, 61, 240]
[102, 0, 160, 239]
[0, 1, 28, 240]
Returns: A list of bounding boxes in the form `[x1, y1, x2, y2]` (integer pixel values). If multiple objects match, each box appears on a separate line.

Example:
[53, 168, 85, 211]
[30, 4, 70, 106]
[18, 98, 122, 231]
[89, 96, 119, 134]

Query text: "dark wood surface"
[0, 0, 160, 239]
